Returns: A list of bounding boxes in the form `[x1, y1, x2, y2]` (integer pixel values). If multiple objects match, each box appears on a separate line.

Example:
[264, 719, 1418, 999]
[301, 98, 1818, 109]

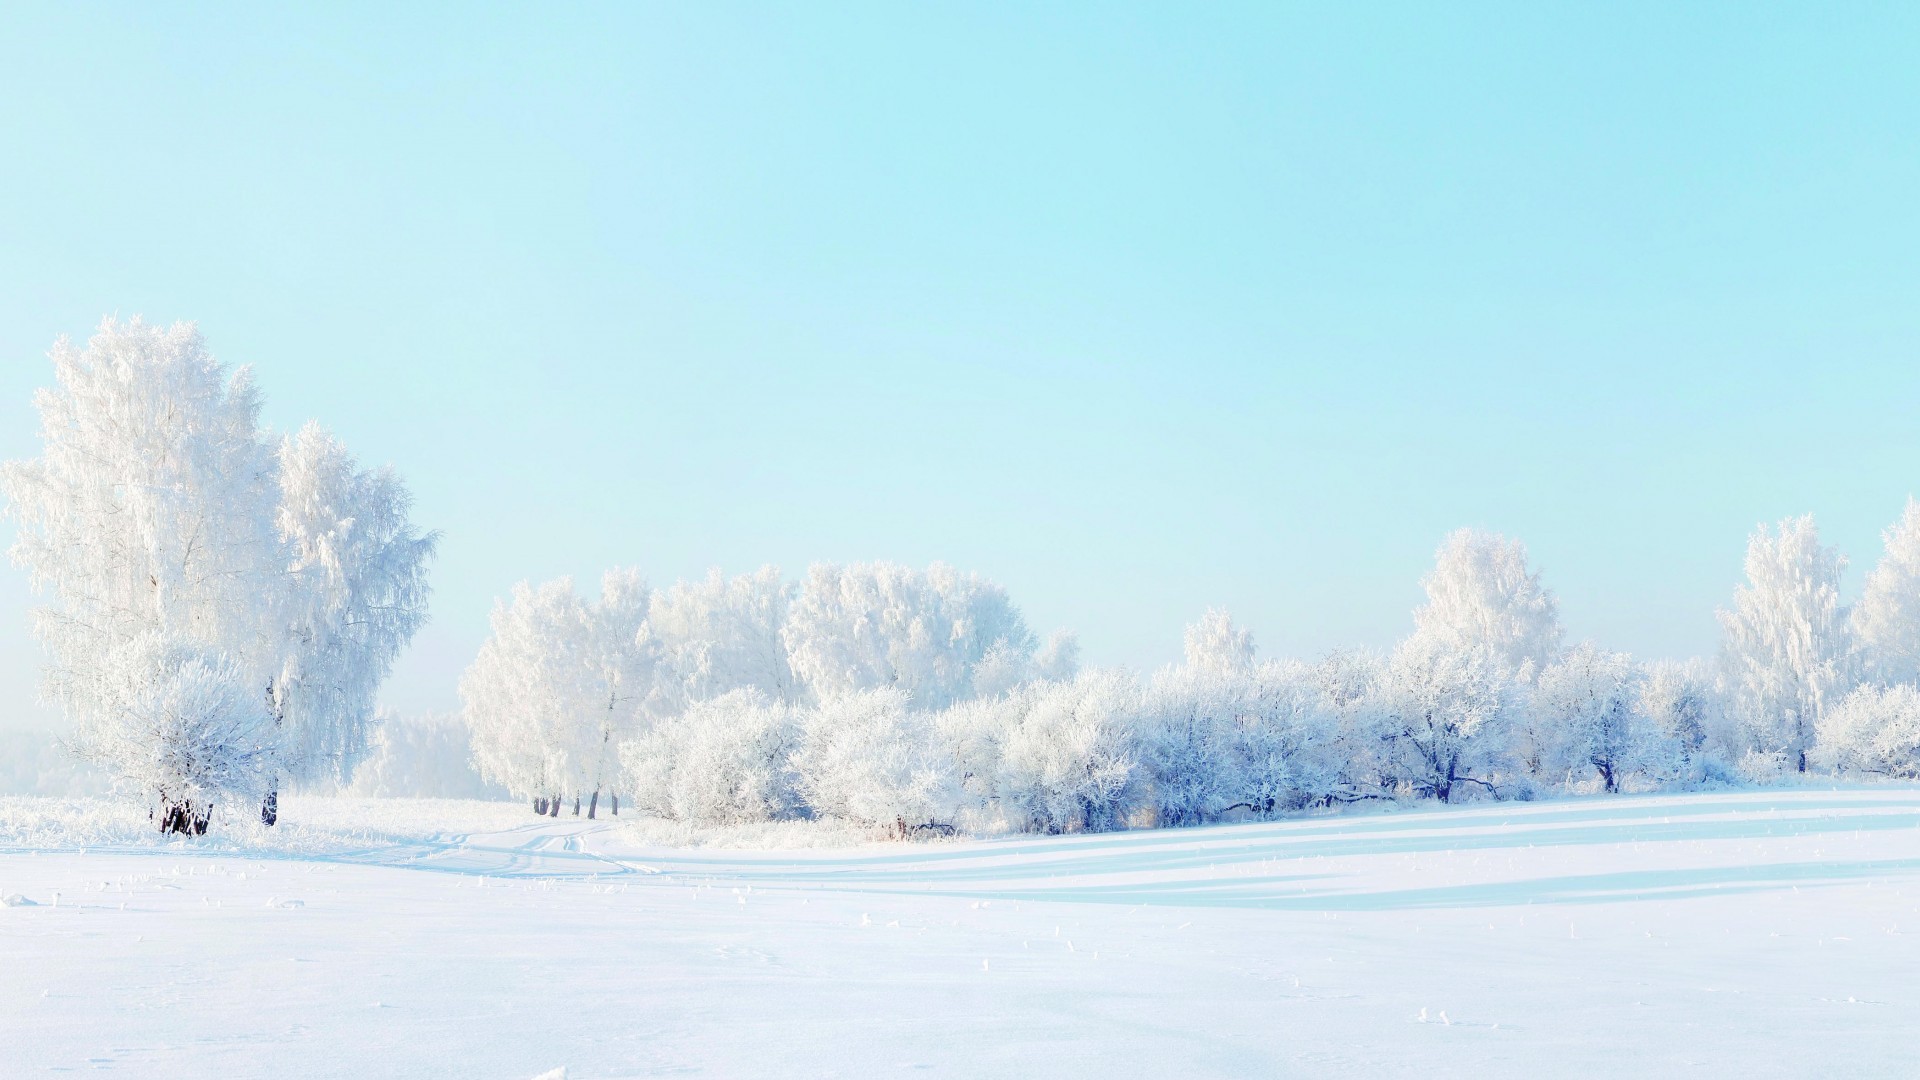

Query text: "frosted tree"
[993, 671, 1146, 832]
[1718, 515, 1853, 771]
[1412, 529, 1562, 673]
[75, 637, 280, 834]
[3, 320, 430, 831]
[1534, 643, 1655, 793]
[643, 566, 797, 712]
[1376, 636, 1516, 802]
[1183, 609, 1256, 676]
[624, 690, 802, 825]
[1638, 659, 1732, 776]
[791, 688, 966, 835]
[1813, 683, 1920, 778]
[1853, 499, 1920, 687]
[783, 561, 1039, 709]
[265, 423, 437, 821]
[462, 572, 649, 816]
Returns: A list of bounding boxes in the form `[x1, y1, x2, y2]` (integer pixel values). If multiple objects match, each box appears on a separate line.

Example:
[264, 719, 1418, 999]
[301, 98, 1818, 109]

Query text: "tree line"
[8, 319, 1920, 835]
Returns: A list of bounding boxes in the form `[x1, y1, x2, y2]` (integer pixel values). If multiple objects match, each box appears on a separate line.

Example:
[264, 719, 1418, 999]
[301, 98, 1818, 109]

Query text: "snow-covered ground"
[3, 789, 1918, 1078]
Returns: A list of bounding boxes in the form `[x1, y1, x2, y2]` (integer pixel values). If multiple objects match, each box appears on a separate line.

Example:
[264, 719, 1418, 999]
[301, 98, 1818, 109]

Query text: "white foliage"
[74, 637, 279, 822]
[783, 562, 1037, 709]
[1852, 498, 1920, 687]
[272, 423, 437, 785]
[993, 671, 1145, 833]
[792, 689, 964, 832]
[1718, 515, 1853, 770]
[625, 690, 801, 825]
[1412, 529, 1562, 673]
[1375, 637, 1517, 802]
[1, 320, 432, 822]
[1534, 643, 1676, 792]
[1814, 683, 1920, 779]
[1183, 609, 1255, 676]
[461, 572, 648, 803]
[643, 566, 797, 712]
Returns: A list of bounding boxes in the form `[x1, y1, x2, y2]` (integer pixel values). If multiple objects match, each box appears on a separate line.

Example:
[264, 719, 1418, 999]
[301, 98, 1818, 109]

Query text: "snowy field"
[4, 789, 1919, 1078]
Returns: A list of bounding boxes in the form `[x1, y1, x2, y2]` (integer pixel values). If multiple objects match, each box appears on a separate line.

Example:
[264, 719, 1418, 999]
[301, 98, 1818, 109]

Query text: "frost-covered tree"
[2, 320, 433, 831]
[624, 690, 802, 825]
[462, 572, 649, 816]
[791, 689, 965, 835]
[1718, 515, 1853, 771]
[643, 566, 797, 712]
[75, 637, 280, 834]
[1140, 659, 1340, 825]
[783, 562, 1038, 709]
[1813, 683, 1920, 778]
[993, 671, 1145, 832]
[1375, 637, 1516, 802]
[1534, 643, 1660, 793]
[1637, 659, 1734, 780]
[1412, 529, 1562, 673]
[1183, 609, 1255, 676]
[266, 423, 437, 819]
[1852, 499, 1920, 687]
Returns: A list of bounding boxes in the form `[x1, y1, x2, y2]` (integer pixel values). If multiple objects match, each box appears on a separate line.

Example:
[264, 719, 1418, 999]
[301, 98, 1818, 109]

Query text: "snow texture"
[3, 788, 1919, 1077]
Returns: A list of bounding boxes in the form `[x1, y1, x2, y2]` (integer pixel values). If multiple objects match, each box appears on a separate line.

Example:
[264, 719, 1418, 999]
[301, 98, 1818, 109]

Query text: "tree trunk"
[611, 794, 619, 816]
[533, 797, 547, 816]
[548, 796, 560, 818]
[587, 790, 599, 820]
[573, 795, 581, 816]
[261, 787, 278, 827]
[158, 798, 212, 836]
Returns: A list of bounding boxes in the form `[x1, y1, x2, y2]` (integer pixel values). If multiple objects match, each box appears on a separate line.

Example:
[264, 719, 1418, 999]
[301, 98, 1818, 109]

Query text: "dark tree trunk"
[261, 788, 278, 826]
[572, 795, 581, 816]
[587, 790, 599, 820]
[158, 797, 212, 836]
[548, 796, 560, 818]
[611, 794, 618, 816]
[534, 797, 547, 815]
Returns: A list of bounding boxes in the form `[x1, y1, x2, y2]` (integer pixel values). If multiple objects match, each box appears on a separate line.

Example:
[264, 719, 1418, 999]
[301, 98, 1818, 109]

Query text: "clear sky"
[3, 3, 1919, 729]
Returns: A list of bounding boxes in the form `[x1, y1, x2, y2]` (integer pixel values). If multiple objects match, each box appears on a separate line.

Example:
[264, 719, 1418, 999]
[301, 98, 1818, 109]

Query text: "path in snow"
[3, 788, 1918, 1078]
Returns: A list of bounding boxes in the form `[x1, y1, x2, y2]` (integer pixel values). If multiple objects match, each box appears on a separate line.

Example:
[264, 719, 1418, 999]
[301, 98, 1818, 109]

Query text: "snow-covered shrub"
[658, 691, 802, 825]
[792, 689, 965, 835]
[1814, 683, 1920, 778]
[76, 638, 279, 833]
[994, 671, 1146, 832]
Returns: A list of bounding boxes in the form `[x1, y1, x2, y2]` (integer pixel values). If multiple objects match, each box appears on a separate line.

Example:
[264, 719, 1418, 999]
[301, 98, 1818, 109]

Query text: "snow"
[4, 788, 1919, 1077]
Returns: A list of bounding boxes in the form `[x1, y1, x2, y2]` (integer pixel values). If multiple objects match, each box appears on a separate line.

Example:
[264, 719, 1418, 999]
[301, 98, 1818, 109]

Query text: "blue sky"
[3, 3, 1919, 726]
